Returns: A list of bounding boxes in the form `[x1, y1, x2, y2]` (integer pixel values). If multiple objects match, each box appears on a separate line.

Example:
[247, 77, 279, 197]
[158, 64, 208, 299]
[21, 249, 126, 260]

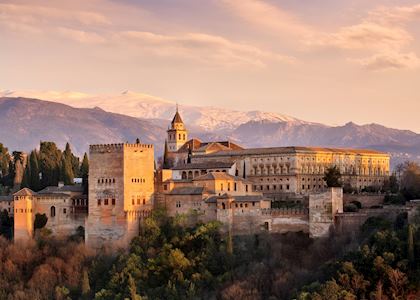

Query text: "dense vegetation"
[0, 207, 419, 299]
[0, 141, 88, 194]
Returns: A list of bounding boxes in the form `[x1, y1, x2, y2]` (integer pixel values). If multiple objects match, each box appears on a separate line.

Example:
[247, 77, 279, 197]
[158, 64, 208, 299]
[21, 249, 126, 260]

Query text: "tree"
[39, 142, 62, 188]
[0, 143, 10, 179]
[29, 150, 41, 191]
[323, 166, 342, 188]
[0, 209, 13, 239]
[163, 140, 170, 169]
[34, 213, 48, 230]
[81, 269, 91, 298]
[80, 153, 89, 194]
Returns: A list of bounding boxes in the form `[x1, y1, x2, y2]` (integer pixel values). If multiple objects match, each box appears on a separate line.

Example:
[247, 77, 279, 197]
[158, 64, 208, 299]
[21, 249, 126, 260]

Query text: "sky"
[1, 0, 420, 132]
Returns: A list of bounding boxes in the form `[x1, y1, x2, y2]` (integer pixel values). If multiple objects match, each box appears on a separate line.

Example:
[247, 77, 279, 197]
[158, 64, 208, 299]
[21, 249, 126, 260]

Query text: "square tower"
[167, 107, 188, 152]
[86, 143, 154, 249]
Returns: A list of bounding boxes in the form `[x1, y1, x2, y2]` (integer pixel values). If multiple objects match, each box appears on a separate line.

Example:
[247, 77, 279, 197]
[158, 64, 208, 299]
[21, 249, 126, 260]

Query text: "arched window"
[188, 171, 193, 179]
[182, 171, 187, 180]
[50, 206, 56, 217]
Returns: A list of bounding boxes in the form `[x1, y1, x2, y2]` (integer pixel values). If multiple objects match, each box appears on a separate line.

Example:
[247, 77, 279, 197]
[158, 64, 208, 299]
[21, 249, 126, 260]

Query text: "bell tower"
[167, 105, 188, 152]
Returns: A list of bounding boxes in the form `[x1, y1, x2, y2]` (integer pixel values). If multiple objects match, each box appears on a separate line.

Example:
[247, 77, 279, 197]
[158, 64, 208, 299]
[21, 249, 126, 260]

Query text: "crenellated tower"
[167, 105, 188, 152]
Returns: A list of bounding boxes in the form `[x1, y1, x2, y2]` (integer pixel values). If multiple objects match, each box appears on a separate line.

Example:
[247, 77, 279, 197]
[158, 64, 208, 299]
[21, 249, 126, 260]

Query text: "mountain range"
[0, 91, 419, 168]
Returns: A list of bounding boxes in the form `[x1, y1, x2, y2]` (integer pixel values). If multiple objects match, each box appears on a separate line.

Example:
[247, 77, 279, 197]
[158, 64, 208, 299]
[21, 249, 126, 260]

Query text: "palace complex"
[7, 108, 395, 248]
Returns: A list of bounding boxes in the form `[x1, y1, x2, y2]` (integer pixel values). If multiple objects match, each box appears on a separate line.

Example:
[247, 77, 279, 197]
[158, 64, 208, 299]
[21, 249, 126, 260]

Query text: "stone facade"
[309, 188, 343, 237]
[163, 109, 390, 201]
[13, 186, 87, 240]
[86, 143, 154, 249]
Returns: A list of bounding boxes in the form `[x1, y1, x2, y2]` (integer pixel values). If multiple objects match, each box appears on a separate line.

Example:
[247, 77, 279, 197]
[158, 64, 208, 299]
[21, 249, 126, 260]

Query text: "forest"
[0, 207, 418, 300]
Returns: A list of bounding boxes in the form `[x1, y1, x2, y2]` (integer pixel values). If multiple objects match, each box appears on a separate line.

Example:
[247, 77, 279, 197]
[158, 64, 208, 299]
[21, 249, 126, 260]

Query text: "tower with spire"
[166, 104, 188, 152]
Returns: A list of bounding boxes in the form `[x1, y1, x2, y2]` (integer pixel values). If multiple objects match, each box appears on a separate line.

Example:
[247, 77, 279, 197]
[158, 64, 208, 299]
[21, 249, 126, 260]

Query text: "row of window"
[254, 185, 290, 191]
[132, 198, 146, 205]
[97, 178, 116, 184]
[302, 184, 327, 190]
[168, 133, 186, 141]
[97, 199, 116, 206]
[220, 182, 241, 192]
[131, 178, 146, 183]
[259, 177, 290, 182]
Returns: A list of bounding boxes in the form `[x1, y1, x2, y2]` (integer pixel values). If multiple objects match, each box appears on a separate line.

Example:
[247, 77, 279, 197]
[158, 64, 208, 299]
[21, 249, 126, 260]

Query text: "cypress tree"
[81, 269, 91, 298]
[408, 224, 415, 266]
[21, 162, 31, 189]
[29, 150, 41, 191]
[80, 153, 89, 194]
[39, 142, 62, 188]
[163, 140, 170, 169]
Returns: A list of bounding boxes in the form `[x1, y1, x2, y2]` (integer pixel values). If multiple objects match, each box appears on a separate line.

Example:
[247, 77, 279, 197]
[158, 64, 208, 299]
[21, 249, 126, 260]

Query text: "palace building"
[163, 109, 391, 201]
[7, 106, 392, 247]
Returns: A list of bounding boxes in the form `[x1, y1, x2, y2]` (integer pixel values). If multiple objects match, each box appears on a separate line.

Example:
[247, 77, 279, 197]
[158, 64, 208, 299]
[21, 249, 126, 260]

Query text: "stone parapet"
[261, 208, 308, 216]
[90, 143, 153, 153]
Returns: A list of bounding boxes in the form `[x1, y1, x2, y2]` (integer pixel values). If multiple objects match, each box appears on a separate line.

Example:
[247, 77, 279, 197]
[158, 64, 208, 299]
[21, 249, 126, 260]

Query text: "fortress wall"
[343, 194, 384, 208]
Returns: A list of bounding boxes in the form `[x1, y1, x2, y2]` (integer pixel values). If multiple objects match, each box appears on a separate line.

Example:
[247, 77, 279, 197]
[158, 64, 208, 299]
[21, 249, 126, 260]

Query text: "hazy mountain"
[0, 97, 167, 155]
[0, 90, 307, 132]
[0, 96, 419, 167]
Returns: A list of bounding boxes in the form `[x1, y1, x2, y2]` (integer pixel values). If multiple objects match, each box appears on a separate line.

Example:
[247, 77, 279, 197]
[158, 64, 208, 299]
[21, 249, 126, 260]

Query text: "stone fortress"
[7, 107, 397, 248]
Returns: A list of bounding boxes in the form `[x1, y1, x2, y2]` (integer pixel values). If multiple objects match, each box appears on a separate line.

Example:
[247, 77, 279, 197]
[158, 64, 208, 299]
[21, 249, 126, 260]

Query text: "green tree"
[323, 166, 342, 188]
[0, 143, 10, 179]
[34, 213, 48, 230]
[29, 150, 41, 191]
[39, 142, 62, 188]
[0, 209, 13, 239]
[80, 153, 89, 194]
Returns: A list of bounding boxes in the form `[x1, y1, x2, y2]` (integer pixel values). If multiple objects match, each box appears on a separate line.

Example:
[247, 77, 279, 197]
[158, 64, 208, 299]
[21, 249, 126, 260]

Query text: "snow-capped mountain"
[0, 90, 306, 131]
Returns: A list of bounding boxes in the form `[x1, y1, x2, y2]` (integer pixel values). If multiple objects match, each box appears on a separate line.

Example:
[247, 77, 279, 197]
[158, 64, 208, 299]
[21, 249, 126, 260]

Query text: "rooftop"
[169, 186, 208, 195]
[172, 161, 234, 170]
[194, 146, 389, 157]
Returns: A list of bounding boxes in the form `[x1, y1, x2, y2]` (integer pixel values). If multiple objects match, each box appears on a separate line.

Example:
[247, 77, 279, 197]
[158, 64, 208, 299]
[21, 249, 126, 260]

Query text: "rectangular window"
[302, 185, 305, 190]
[287, 185, 290, 190]
[234, 183, 237, 191]
[227, 183, 230, 191]
[98, 199, 101, 206]
[245, 185, 248, 192]
[164, 184, 168, 191]
[104, 199, 109, 205]
[221, 183, 224, 191]
[63, 208, 67, 214]
[112, 199, 116, 205]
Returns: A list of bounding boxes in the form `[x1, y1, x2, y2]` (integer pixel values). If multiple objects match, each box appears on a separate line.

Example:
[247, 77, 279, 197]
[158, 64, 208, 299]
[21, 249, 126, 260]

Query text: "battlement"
[261, 208, 308, 216]
[90, 143, 154, 153]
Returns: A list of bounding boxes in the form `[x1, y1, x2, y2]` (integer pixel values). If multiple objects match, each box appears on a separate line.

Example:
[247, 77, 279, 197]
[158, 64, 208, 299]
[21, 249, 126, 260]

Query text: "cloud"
[0, 3, 110, 26]
[352, 51, 420, 71]
[311, 22, 412, 51]
[220, 0, 312, 36]
[368, 4, 420, 25]
[56, 27, 106, 44]
[118, 31, 296, 67]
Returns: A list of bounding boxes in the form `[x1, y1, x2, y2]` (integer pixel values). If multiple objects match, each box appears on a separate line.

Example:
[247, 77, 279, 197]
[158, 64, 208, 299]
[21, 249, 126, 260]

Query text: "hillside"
[0, 96, 419, 166]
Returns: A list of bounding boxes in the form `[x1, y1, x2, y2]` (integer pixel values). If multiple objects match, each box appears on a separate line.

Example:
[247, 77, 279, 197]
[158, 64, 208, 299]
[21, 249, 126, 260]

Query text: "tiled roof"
[35, 193, 71, 198]
[195, 146, 388, 157]
[13, 188, 37, 196]
[171, 111, 184, 125]
[172, 162, 234, 170]
[38, 185, 83, 194]
[169, 186, 208, 195]
[0, 195, 13, 202]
